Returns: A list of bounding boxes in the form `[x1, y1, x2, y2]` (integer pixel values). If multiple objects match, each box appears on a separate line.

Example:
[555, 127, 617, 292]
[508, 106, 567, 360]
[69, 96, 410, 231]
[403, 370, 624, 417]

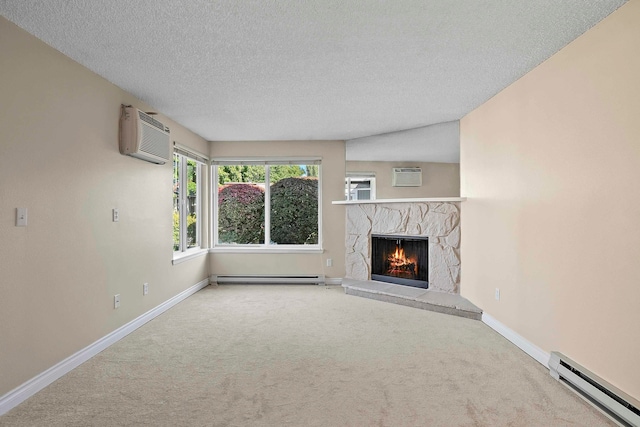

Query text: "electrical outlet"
[114, 294, 120, 309]
[16, 208, 28, 227]
[326, 258, 333, 267]
[143, 283, 149, 296]
[112, 208, 119, 222]
[495, 288, 500, 301]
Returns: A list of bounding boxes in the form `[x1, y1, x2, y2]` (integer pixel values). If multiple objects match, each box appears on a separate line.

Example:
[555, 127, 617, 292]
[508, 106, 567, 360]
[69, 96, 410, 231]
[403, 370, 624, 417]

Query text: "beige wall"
[0, 18, 210, 396]
[346, 161, 460, 199]
[460, 1, 640, 399]
[209, 141, 346, 279]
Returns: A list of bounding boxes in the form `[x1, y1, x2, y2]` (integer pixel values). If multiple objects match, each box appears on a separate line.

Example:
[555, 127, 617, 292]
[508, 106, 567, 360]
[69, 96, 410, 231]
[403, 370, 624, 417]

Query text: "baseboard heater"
[549, 352, 640, 426]
[211, 274, 325, 285]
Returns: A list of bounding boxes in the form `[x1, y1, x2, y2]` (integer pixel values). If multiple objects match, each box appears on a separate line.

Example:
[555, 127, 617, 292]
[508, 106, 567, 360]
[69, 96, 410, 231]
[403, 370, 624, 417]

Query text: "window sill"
[172, 248, 208, 265]
[209, 247, 324, 254]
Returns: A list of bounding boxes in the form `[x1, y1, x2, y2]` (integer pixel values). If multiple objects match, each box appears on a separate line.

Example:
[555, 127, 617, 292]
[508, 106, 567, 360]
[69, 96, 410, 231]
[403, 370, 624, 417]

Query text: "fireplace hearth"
[371, 234, 429, 289]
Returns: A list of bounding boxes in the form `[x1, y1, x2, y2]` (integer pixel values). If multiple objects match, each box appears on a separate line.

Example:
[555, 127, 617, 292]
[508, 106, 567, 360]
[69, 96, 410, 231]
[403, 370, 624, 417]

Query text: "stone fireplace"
[343, 200, 461, 294]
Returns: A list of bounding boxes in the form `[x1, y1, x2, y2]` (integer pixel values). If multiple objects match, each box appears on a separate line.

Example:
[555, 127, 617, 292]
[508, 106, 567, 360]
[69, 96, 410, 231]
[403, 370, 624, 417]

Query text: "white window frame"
[211, 157, 322, 253]
[345, 172, 376, 201]
[173, 147, 206, 259]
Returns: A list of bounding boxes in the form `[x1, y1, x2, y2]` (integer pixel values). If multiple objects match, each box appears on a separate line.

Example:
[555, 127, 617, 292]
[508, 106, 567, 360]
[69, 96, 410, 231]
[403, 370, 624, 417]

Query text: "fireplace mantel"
[333, 197, 466, 205]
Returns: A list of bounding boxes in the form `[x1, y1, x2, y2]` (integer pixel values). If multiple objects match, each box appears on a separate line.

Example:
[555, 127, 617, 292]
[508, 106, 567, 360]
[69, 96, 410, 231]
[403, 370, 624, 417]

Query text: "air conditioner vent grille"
[138, 111, 165, 131]
[392, 167, 422, 187]
[140, 125, 171, 160]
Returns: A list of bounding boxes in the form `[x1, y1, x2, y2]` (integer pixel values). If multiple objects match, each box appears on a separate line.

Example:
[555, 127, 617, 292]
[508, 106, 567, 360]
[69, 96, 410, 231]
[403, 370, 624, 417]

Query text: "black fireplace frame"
[371, 234, 429, 289]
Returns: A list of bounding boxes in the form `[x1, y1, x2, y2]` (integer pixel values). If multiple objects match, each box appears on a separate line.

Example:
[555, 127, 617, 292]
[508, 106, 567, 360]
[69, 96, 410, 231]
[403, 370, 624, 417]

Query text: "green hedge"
[218, 184, 265, 244]
[270, 177, 318, 244]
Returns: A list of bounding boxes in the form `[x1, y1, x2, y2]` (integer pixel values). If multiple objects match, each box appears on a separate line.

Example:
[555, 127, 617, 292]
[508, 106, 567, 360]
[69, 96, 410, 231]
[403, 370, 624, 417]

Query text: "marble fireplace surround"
[333, 198, 466, 294]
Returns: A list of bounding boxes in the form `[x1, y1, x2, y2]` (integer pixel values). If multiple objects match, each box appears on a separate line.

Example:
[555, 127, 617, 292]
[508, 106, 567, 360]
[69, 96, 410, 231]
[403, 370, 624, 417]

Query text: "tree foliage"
[269, 165, 305, 183]
[218, 165, 304, 185]
[187, 160, 197, 196]
[173, 210, 198, 250]
[305, 165, 319, 177]
[270, 177, 318, 244]
[218, 184, 265, 244]
[217, 165, 264, 184]
[173, 211, 180, 251]
[187, 213, 197, 247]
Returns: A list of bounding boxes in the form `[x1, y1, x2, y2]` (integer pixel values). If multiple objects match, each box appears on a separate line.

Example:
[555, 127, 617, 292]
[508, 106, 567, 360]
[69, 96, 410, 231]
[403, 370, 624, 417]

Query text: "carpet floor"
[0, 285, 614, 426]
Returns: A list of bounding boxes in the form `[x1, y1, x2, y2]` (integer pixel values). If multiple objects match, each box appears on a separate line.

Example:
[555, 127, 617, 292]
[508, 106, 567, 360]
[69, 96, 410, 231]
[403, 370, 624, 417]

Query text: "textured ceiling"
[0, 0, 626, 161]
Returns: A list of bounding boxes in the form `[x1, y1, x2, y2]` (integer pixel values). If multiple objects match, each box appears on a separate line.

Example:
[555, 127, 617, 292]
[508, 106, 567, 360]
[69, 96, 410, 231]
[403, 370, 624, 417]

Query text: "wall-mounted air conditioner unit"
[392, 167, 422, 187]
[119, 105, 171, 164]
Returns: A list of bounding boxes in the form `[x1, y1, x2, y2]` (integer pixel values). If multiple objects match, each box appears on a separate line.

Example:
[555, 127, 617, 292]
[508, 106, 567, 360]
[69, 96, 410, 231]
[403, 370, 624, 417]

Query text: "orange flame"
[386, 244, 417, 277]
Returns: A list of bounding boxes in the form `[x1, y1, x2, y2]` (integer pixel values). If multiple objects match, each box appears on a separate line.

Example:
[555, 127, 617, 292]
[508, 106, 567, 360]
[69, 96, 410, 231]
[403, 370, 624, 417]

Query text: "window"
[173, 151, 204, 253]
[345, 173, 376, 201]
[213, 159, 321, 249]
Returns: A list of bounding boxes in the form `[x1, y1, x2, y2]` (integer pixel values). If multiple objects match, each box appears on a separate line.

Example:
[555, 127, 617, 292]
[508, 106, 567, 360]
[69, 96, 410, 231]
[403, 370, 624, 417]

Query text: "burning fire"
[387, 244, 417, 278]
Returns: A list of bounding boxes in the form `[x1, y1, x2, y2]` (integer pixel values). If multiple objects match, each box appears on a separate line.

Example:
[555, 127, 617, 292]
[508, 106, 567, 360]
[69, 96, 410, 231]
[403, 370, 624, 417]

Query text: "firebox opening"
[371, 234, 428, 289]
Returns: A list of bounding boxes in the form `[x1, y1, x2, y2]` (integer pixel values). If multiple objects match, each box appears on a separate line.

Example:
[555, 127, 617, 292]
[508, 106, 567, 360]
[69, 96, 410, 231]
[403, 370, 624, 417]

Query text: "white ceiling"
[0, 0, 626, 162]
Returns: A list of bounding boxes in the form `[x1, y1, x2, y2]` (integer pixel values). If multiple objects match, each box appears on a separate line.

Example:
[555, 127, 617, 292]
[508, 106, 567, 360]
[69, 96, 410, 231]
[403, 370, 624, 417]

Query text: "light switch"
[16, 208, 27, 227]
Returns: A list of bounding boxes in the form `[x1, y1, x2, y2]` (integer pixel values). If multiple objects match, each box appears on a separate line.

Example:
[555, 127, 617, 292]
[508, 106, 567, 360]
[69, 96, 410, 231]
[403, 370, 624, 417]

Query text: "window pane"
[217, 165, 265, 244]
[186, 159, 198, 249]
[345, 176, 374, 201]
[356, 189, 371, 200]
[270, 165, 319, 245]
[173, 154, 180, 251]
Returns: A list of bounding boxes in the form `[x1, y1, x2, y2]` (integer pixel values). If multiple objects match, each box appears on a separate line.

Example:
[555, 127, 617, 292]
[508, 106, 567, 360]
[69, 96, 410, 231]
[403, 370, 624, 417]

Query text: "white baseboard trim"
[482, 312, 551, 368]
[0, 278, 210, 416]
[325, 277, 343, 285]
